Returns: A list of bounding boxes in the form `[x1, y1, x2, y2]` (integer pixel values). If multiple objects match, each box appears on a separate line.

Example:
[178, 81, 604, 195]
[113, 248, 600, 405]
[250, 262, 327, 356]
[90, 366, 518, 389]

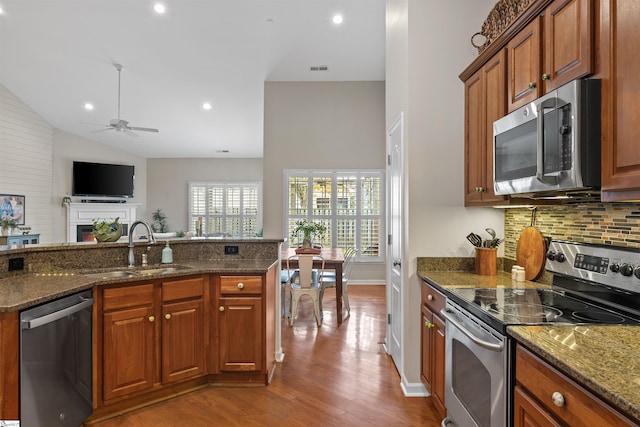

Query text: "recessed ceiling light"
[154, 3, 166, 14]
[332, 14, 343, 25]
[202, 102, 212, 110]
[84, 103, 94, 111]
[0, 6, 4, 14]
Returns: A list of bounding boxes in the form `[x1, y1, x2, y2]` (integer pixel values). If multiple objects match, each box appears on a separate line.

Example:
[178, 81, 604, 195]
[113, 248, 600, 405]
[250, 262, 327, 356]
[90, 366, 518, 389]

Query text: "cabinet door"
[103, 305, 155, 400]
[432, 314, 446, 418]
[543, 0, 593, 92]
[219, 296, 263, 372]
[601, 0, 640, 201]
[161, 298, 205, 384]
[507, 17, 542, 111]
[514, 385, 561, 427]
[420, 305, 434, 390]
[0, 312, 19, 420]
[464, 70, 484, 204]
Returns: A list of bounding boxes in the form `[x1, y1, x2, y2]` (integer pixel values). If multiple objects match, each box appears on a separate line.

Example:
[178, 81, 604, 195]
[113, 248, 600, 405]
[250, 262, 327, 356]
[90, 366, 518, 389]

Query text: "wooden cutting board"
[516, 226, 547, 280]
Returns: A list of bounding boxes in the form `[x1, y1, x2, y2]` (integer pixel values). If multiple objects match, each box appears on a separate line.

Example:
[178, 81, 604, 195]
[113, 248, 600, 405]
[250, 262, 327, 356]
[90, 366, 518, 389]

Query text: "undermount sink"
[85, 265, 191, 279]
[85, 270, 140, 279]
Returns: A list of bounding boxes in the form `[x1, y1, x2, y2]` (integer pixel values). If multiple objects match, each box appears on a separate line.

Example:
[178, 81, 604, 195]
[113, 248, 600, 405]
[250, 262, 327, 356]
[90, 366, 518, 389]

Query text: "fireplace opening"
[76, 224, 129, 242]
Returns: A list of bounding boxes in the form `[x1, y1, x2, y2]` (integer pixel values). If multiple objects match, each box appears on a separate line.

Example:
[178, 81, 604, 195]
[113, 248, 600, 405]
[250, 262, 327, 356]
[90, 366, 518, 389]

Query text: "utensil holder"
[475, 247, 497, 276]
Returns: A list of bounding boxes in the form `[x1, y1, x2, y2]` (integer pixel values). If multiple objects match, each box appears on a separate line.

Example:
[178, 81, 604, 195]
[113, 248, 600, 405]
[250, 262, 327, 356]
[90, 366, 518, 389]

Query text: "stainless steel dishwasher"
[20, 289, 94, 427]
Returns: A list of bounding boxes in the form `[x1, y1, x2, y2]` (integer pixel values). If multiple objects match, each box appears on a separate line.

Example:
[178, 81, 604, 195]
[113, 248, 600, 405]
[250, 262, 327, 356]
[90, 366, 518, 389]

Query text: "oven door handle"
[440, 308, 504, 352]
[536, 97, 559, 186]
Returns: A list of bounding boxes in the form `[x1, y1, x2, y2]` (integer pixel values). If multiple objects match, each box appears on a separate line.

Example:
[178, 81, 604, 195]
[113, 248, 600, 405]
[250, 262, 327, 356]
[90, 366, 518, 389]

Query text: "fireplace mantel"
[67, 203, 139, 243]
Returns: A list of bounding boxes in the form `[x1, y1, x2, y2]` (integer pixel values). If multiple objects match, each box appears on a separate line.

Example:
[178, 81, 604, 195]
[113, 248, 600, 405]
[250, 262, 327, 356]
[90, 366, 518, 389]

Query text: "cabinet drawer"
[103, 283, 154, 311]
[220, 276, 262, 295]
[162, 277, 204, 302]
[516, 345, 636, 426]
[421, 281, 445, 314]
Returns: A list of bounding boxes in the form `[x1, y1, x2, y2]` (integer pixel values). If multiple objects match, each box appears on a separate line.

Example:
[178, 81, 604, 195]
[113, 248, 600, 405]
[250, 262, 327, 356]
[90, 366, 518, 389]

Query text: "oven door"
[440, 302, 508, 427]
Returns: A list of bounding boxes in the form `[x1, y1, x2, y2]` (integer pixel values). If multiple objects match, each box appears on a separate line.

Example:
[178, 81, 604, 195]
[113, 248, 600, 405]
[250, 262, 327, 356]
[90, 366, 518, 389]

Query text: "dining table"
[281, 247, 346, 324]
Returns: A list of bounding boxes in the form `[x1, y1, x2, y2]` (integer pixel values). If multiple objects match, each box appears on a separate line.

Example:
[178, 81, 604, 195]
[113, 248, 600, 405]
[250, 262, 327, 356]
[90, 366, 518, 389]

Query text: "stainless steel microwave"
[493, 79, 601, 197]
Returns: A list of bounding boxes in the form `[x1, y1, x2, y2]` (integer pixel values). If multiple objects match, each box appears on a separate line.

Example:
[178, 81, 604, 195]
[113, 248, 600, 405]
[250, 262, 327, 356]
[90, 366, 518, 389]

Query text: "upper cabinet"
[601, 0, 640, 201]
[464, 50, 508, 206]
[507, 0, 594, 112]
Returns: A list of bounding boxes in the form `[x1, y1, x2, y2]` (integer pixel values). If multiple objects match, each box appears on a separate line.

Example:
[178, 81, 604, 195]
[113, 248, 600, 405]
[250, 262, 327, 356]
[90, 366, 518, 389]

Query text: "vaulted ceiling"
[0, 0, 386, 158]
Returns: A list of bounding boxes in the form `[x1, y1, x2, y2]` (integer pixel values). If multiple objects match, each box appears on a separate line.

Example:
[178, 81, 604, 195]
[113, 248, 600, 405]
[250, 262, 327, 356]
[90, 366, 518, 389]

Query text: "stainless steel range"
[437, 241, 640, 427]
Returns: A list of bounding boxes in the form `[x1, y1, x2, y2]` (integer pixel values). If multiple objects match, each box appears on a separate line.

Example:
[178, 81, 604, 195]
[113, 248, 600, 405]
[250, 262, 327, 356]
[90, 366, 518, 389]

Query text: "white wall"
[386, 0, 503, 389]
[263, 81, 386, 282]
[146, 158, 263, 232]
[0, 83, 54, 242]
[52, 129, 148, 242]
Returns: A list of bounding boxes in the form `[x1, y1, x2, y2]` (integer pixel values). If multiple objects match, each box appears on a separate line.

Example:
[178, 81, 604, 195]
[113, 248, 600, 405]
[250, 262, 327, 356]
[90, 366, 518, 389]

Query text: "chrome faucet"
[128, 221, 156, 267]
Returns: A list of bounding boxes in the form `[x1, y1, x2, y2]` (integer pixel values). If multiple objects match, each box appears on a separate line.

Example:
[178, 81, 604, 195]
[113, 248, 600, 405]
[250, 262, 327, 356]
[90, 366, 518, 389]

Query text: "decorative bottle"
[161, 240, 173, 264]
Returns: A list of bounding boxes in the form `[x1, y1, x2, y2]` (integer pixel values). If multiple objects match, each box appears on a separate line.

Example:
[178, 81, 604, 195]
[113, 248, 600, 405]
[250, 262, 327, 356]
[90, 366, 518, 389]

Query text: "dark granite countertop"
[0, 258, 278, 312]
[509, 325, 640, 423]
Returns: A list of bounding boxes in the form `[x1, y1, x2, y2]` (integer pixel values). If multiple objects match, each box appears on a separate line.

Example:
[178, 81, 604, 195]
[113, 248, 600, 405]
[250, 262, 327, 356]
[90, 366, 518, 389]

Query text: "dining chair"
[320, 247, 356, 315]
[288, 254, 323, 326]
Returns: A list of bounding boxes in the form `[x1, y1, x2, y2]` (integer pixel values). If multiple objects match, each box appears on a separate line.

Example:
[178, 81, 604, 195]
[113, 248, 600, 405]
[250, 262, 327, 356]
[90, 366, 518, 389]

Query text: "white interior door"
[386, 113, 403, 371]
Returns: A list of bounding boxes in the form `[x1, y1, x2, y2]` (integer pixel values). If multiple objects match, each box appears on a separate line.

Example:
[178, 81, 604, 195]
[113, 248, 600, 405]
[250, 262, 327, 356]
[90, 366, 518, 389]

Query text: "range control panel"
[546, 240, 640, 293]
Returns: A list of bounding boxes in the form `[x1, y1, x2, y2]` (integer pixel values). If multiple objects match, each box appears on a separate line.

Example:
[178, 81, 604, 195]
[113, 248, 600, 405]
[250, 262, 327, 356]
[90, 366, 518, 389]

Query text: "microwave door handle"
[536, 98, 559, 186]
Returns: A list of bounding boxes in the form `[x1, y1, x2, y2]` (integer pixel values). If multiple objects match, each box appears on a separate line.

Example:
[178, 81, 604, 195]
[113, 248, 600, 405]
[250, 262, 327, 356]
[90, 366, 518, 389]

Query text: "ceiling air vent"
[309, 65, 329, 72]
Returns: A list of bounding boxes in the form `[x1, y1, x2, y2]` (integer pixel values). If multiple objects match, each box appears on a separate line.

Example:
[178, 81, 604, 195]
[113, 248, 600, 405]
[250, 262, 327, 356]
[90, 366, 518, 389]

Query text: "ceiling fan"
[93, 64, 159, 137]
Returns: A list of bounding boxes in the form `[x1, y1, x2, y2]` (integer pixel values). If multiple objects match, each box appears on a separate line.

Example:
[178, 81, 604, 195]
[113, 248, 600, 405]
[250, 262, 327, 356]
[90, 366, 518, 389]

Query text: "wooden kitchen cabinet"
[514, 344, 637, 427]
[213, 270, 276, 383]
[464, 49, 508, 206]
[160, 277, 206, 384]
[600, 0, 640, 201]
[0, 311, 19, 420]
[100, 276, 207, 402]
[420, 280, 446, 418]
[507, 0, 593, 112]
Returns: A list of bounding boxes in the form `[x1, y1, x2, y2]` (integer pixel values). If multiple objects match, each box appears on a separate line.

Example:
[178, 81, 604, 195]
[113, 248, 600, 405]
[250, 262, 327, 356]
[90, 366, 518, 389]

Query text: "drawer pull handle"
[551, 391, 565, 407]
[427, 294, 434, 301]
[165, 314, 171, 320]
[237, 282, 244, 289]
[219, 306, 225, 312]
[148, 316, 155, 323]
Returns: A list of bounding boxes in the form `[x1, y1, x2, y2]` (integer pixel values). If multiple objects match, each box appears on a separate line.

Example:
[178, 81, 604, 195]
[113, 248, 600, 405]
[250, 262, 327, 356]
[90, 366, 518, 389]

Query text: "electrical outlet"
[9, 257, 24, 271]
[224, 245, 239, 255]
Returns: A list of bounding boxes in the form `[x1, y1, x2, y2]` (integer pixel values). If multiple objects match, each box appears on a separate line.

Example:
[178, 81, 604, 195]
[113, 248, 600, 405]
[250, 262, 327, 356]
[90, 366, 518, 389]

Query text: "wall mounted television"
[72, 161, 135, 198]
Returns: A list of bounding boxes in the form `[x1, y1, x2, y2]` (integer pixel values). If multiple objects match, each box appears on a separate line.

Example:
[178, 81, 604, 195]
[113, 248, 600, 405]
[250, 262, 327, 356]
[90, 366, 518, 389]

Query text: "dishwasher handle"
[21, 297, 94, 330]
[440, 307, 504, 352]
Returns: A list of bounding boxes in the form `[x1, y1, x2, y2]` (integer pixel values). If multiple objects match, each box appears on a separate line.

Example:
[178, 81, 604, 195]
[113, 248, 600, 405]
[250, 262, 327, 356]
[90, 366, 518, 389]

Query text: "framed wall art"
[0, 194, 25, 225]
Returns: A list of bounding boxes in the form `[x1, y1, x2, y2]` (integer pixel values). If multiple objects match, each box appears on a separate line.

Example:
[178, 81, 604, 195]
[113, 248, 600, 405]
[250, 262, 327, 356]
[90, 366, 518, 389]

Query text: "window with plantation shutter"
[284, 170, 384, 262]
[188, 182, 262, 237]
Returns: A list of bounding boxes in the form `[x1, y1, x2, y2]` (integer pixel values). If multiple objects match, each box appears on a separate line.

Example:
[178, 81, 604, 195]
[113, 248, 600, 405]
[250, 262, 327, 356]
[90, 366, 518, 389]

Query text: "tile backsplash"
[504, 202, 640, 260]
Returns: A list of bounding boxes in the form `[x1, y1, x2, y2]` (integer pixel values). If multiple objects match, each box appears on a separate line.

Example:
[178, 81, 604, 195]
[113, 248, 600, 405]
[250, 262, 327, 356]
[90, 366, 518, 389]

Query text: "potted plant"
[151, 209, 169, 233]
[92, 217, 122, 243]
[292, 219, 326, 249]
[0, 217, 16, 237]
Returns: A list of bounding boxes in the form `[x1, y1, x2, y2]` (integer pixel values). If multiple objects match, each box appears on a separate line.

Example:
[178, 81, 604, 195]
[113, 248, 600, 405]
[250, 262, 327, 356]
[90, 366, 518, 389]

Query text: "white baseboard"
[400, 376, 429, 397]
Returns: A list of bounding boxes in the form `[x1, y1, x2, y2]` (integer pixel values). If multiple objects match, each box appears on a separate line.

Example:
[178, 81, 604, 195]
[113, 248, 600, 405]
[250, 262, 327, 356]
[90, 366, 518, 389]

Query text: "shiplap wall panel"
[0, 83, 54, 242]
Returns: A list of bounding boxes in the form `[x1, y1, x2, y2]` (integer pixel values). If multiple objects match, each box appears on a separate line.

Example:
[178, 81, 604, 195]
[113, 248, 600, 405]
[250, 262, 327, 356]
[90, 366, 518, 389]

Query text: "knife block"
[475, 247, 497, 276]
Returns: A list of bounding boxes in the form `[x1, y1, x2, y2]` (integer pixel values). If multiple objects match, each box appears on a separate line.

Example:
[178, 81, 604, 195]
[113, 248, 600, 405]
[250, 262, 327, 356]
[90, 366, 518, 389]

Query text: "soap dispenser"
[161, 240, 173, 264]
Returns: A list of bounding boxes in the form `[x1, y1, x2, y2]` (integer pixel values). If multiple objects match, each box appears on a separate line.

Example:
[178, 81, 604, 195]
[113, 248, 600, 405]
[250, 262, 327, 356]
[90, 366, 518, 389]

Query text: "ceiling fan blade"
[129, 126, 159, 133]
[124, 129, 139, 137]
[90, 127, 114, 133]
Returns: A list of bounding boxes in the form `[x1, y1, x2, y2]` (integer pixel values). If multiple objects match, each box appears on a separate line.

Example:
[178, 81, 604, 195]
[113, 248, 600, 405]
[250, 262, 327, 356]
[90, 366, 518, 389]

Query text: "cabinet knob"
[237, 282, 244, 289]
[528, 82, 536, 89]
[551, 391, 565, 407]
[424, 321, 434, 328]
[542, 73, 550, 81]
[219, 306, 225, 312]
[427, 294, 434, 301]
[148, 316, 155, 323]
[165, 313, 171, 320]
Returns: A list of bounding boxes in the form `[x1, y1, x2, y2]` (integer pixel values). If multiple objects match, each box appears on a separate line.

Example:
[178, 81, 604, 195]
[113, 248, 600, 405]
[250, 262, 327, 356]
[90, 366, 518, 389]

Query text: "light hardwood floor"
[90, 285, 442, 426]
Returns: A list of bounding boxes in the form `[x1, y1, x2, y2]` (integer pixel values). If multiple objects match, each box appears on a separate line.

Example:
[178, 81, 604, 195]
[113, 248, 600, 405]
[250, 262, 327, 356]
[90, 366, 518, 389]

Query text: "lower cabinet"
[100, 276, 206, 403]
[420, 281, 446, 418]
[514, 344, 637, 427]
[213, 271, 276, 383]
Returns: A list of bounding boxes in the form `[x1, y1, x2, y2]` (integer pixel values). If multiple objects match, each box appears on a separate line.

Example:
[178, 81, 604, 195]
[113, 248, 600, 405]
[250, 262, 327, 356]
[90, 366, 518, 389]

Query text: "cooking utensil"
[466, 232, 483, 247]
[516, 208, 547, 280]
[485, 228, 496, 239]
